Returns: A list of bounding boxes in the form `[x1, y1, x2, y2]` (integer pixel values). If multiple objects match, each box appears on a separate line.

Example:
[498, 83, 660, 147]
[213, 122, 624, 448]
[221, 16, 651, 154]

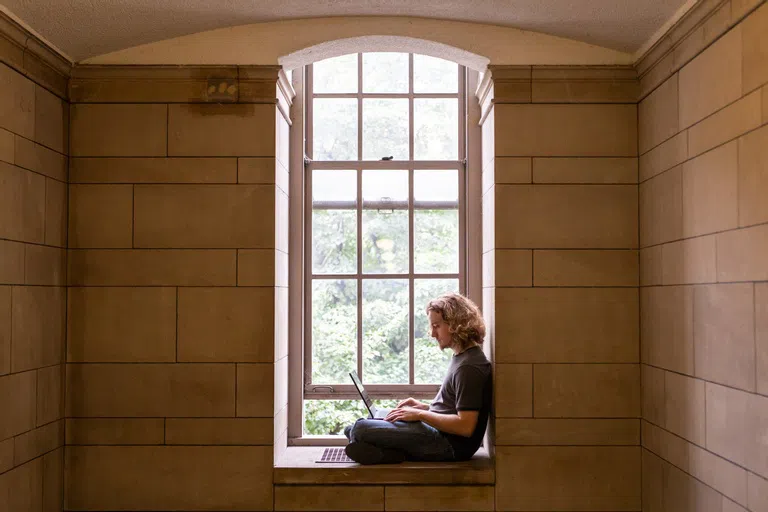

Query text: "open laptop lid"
[349, 371, 378, 419]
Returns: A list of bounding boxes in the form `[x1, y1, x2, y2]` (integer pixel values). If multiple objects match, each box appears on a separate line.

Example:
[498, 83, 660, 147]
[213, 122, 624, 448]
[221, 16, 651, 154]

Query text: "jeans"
[346, 418, 455, 462]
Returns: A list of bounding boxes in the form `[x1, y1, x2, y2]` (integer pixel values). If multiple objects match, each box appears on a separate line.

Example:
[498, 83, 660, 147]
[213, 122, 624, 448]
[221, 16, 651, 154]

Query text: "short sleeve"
[453, 366, 486, 411]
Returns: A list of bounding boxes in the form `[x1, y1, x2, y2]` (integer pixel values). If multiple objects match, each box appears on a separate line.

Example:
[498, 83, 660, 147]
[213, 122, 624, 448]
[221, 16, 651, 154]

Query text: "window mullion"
[357, 167, 363, 381]
[305, 384, 440, 400]
[409, 53, 414, 160]
[357, 52, 363, 161]
[357, 53, 364, 381]
[313, 93, 456, 99]
[306, 63, 313, 159]
[303, 64, 314, 390]
[408, 53, 415, 386]
[408, 170, 415, 386]
[459, 65, 468, 295]
[311, 160, 462, 170]
[313, 273, 459, 280]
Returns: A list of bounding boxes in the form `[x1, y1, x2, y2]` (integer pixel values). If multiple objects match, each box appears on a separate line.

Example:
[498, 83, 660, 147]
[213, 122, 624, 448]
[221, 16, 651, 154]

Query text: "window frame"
[288, 54, 482, 442]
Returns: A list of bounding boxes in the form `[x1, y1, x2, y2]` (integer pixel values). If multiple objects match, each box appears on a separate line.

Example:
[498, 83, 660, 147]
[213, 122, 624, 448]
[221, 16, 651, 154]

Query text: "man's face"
[428, 310, 453, 351]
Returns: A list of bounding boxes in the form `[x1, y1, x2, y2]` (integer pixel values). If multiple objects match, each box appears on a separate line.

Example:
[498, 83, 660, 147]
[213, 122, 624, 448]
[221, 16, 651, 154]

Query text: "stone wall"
[0, 14, 70, 511]
[63, 67, 291, 511]
[479, 65, 641, 510]
[638, 1, 768, 510]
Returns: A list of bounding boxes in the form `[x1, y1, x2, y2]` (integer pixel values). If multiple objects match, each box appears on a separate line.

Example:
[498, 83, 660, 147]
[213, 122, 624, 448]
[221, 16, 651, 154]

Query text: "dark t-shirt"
[429, 346, 492, 460]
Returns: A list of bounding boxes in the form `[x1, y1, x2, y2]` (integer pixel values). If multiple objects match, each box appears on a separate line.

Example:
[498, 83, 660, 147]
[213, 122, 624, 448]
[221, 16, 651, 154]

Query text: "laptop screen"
[349, 371, 374, 410]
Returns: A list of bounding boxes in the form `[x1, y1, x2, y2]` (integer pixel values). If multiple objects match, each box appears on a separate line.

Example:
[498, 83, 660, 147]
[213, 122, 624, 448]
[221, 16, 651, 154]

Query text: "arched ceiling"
[2, 0, 692, 63]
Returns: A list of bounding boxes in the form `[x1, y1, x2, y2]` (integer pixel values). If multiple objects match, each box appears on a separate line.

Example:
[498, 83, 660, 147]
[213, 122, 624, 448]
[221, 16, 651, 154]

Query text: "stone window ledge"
[274, 447, 494, 485]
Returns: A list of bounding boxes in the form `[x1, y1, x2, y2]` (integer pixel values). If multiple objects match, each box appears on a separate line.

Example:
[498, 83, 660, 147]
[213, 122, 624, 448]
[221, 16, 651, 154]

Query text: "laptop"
[349, 371, 391, 420]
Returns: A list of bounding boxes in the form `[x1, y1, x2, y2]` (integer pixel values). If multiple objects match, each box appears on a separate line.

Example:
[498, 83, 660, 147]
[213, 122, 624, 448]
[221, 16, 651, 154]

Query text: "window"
[302, 52, 467, 437]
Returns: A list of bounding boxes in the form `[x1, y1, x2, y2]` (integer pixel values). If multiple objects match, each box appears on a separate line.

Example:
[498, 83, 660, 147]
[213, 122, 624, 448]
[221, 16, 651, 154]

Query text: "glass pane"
[414, 99, 458, 160]
[313, 170, 356, 203]
[414, 170, 458, 202]
[304, 399, 366, 436]
[363, 279, 409, 384]
[414, 278, 459, 384]
[414, 54, 458, 93]
[312, 280, 357, 384]
[362, 170, 408, 203]
[414, 210, 459, 274]
[363, 52, 408, 93]
[313, 99, 357, 161]
[312, 210, 357, 274]
[313, 54, 358, 93]
[362, 210, 408, 274]
[362, 99, 409, 161]
[303, 399, 399, 436]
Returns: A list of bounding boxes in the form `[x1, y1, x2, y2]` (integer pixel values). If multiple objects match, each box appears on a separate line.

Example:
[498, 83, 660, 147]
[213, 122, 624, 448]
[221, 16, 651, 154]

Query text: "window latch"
[378, 196, 394, 215]
[312, 385, 335, 393]
[381, 156, 393, 161]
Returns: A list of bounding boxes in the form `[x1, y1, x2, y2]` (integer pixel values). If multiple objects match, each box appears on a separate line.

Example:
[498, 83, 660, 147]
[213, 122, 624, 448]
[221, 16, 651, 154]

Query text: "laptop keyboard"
[317, 447, 354, 463]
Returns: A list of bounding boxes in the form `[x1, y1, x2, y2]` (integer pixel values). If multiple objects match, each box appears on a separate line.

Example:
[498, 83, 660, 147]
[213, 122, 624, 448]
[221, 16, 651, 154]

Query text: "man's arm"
[385, 408, 478, 437]
[419, 409, 478, 437]
[396, 397, 429, 410]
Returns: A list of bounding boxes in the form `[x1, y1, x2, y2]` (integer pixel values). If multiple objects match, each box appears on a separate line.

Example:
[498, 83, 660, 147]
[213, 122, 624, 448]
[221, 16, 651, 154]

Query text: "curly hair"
[426, 293, 486, 350]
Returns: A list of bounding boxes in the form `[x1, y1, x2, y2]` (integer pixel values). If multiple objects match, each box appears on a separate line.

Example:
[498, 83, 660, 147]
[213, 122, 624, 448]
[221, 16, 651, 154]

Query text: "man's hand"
[396, 397, 429, 410]
[385, 406, 423, 423]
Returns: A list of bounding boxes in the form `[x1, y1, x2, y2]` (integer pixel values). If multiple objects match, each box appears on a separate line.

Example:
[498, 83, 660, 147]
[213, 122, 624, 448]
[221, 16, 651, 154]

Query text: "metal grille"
[317, 447, 355, 463]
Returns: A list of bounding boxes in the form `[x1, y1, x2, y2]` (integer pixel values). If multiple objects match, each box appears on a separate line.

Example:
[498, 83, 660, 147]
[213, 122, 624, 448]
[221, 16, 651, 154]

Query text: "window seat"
[274, 447, 494, 485]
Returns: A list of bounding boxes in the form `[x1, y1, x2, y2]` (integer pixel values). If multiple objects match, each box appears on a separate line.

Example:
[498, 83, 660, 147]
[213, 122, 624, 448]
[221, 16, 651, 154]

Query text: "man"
[344, 293, 492, 465]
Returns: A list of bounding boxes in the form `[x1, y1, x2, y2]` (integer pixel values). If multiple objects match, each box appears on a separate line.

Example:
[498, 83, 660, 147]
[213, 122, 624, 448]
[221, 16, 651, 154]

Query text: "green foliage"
[415, 210, 459, 273]
[307, 195, 459, 433]
[305, 399, 401, 436]
[304, 400, 366, 437]
[414, 278, 457, 383]
[312, 210, 357, 274]
[414, 99, 459, 160]
[313, 98, 358, 161]
[306, 272, 459, 434]
[363, 99, 409, 160]
[311, 280, 357, 385]
[362, 211, 409, 274]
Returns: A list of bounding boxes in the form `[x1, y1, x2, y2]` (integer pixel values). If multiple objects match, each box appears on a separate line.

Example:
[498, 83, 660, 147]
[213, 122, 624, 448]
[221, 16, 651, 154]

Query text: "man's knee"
[349, 419, 380, 443]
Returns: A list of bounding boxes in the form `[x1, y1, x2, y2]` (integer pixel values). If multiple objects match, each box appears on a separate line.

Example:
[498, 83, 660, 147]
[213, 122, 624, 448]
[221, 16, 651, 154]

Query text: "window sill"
[274, 447, 494, 485]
